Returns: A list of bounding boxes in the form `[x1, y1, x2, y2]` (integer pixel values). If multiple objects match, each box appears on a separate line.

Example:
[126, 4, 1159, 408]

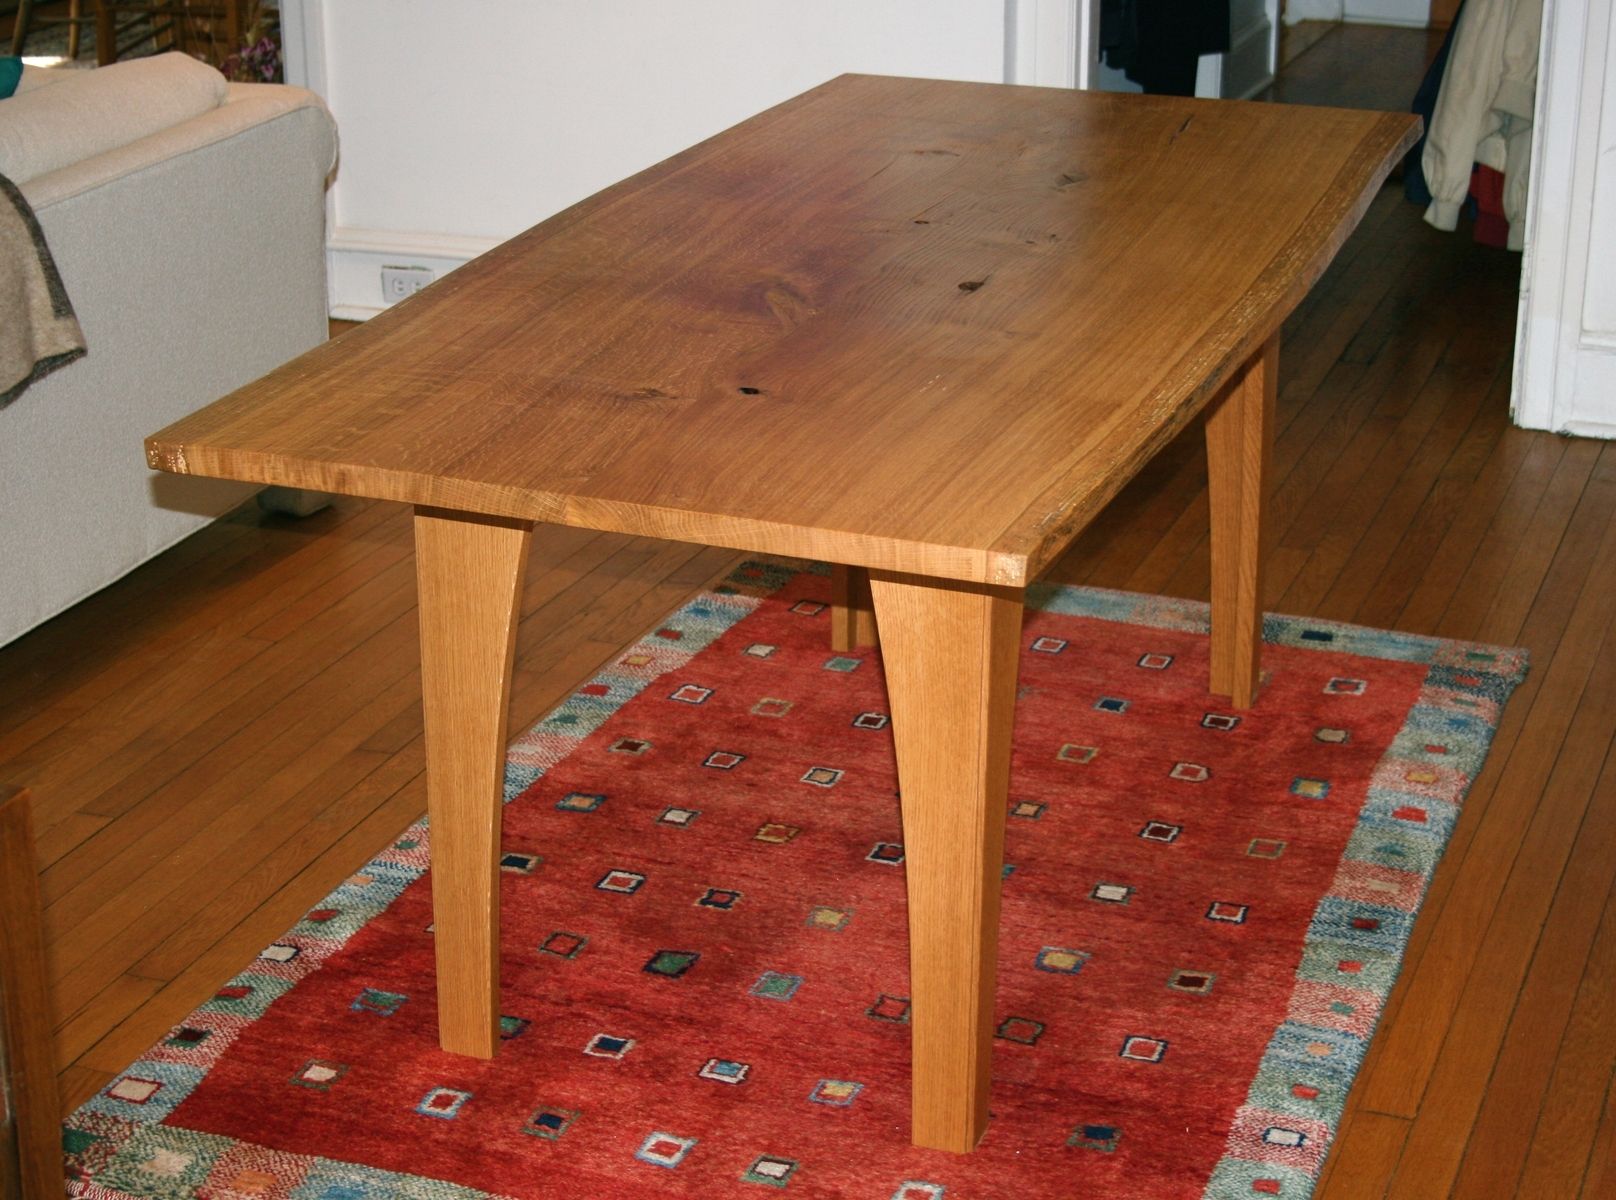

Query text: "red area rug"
[64, 561, 1525, 1199]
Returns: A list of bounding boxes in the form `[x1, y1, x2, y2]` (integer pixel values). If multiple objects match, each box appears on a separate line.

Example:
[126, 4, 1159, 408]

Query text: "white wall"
[284, 0, 1047, 317]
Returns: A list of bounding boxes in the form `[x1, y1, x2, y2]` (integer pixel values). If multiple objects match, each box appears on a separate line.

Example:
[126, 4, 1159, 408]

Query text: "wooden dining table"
[146, 74, 1418, 1154]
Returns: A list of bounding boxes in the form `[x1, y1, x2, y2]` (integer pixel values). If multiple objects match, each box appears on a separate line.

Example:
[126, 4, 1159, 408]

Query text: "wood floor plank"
[0, 501, 403, 798]
[25, 550, 418, 843]
[16, 630, 282, 832]
[128, 738, 420, 984]
[1381, 546, 1616, 1195]
[1352, 446, 1616, 1058]
[1268, 320, 1462, 603]
[70, 767, 434, 1087]
[48, 739, 394, 1016]
[236, 504, 415, 642]
[1311, 365, 1505, 623]
[1510, 855, 1616, 1198]
[0, 507, 260, 684]
[1449, 733, 1616, 1197]
[55, 1066, 115, 1119]
[1578, 1073, 1616, 1200]
[1273, 349, 1497, 617]
[86, 549, 416, 811]
[1356, 476, 1616, 1121]
[1357, 415, 1536, 633]
[0, 502, 383, 747]
[51, 973, 168, 1075]
[1318, 1109, 1409, 1200]
[1437, 439, 1605, 644]
[1269, 186, 1432, 407]
[41, 609, 422, 977]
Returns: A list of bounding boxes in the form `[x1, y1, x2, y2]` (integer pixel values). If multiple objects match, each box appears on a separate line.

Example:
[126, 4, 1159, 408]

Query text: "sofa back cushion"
[0, 53, 228, 184]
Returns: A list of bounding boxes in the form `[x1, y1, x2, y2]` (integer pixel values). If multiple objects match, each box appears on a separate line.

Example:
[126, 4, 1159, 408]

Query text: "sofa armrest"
[20, 83, 337, 212]
[0, 53, 227, 184]
[0, 76, 336, 646]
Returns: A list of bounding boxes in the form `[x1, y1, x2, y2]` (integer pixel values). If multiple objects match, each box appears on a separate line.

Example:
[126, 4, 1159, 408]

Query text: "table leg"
[1205, 335, 1277, 709]
[414, 506, 533, 1057]
[868, 570, 1023, 1152]
[830, 563, 879, 650]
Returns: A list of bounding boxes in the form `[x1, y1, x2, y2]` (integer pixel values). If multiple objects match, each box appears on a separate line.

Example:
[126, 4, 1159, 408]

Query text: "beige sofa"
[0, 54, 337, 647]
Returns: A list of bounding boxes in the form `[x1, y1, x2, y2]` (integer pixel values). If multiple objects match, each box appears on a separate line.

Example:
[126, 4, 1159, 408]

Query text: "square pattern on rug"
[64, 561, 1525, 1199]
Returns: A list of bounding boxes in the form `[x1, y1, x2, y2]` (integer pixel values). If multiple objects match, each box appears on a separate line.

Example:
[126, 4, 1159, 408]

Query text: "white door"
[1514, 0, 1616, 437]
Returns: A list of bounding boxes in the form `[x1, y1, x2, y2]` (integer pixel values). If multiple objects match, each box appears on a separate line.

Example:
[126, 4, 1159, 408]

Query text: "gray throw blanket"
[1, 170, 85, 406]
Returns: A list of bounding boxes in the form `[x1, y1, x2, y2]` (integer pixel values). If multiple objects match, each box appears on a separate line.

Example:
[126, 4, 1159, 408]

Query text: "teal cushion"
[0, 57, 22, 100]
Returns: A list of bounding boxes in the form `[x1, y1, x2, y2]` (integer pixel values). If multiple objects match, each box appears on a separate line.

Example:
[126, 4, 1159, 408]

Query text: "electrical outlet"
[381, 265, 434, 303]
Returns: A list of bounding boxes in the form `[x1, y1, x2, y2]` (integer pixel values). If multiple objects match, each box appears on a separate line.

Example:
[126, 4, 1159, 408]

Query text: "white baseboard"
[1553, 419, 1616, 440]
[1342, 14, 1430, 27]
[1285, 0, 1344, 21]
[327, 227, 501, 321]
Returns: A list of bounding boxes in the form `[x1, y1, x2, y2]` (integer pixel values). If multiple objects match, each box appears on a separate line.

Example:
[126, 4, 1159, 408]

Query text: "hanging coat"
[1422, 0, 1543, 250]
[1102, 0, 1232, 96]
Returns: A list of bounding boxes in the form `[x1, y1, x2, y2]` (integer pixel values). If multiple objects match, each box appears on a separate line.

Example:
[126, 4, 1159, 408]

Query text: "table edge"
[996, 107, 1423, 582]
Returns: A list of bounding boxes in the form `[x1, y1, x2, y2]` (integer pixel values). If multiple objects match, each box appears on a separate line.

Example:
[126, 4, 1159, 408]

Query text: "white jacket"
[1422, 0, 1543, 250]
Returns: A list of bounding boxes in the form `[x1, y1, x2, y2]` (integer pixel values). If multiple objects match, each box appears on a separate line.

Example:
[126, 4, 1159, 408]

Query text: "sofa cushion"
[0, 53, 227, 185]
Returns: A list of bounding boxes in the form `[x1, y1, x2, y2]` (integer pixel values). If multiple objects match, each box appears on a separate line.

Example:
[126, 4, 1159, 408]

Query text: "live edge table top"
[147, 75, 1417, 587]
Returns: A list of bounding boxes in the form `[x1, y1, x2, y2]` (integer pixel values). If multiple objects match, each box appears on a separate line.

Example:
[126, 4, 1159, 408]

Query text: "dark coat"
[1102, 0, 1233, 96]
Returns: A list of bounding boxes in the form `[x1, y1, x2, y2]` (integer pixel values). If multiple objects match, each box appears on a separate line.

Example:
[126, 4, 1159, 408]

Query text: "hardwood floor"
[4, 24, 1609, 1197]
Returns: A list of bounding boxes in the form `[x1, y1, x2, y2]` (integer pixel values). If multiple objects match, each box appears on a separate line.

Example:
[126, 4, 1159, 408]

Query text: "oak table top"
[148, 74, 1417, 587]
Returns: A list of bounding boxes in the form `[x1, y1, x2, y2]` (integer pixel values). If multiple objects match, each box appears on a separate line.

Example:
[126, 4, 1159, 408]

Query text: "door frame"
[1004, 0, 1100, 88]
[1513, 0, 1616, 436]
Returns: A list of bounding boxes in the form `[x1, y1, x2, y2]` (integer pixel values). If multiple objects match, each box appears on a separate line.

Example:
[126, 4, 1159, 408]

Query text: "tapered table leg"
[1205, 335, 1277, 709]
[830, 563, 879, 650]
[869, 570, 1023, 1152]
[414, 506, 533, 1057]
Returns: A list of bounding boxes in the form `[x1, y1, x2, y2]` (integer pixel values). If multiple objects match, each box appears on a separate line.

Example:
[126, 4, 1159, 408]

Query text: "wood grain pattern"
[146, 76, 1415, 588]
[0, 786, 65, 1200]
[829, 564, 878, 650]
[1205, 336, 1276, 708]
[1445, 690, 1616, 1198]
[1315, 1109, 1409, 1199]
[413, 508, 533, 1056]
[867, 572, 1022, 1152]
[1509, 848, 1616, 1198]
